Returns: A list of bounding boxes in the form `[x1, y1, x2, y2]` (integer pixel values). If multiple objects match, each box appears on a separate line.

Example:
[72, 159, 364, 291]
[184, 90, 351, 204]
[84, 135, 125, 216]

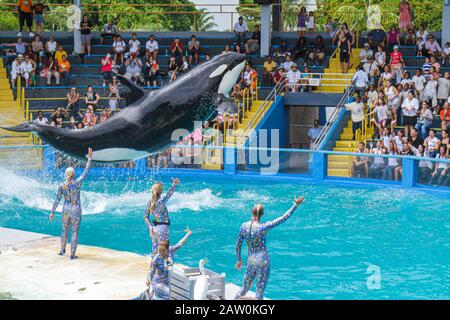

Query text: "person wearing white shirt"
[345, 95, 365, 139]
[352, 66, 369, 97]
[359, 43, 373, 64]
[401, 90, 419, 138]
[234, 16, 248, 44]
[128, 33, 141, 54]
[284, 64, 301, 92]
[363, 56, 378, 86]
[412, 68, 426, 98]
[145, 34, 159, 60]
[34, 111, 48, 125]
[282, 55, 294, 71]
[10, 55, 29, 88]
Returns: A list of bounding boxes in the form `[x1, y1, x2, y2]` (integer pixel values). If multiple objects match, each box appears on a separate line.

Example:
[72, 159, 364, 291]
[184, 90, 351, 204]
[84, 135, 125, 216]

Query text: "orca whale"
[3, 53, 247, 162]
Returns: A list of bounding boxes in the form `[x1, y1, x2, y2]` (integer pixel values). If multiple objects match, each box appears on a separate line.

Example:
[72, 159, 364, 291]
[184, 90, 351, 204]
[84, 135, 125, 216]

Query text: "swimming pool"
[0, 168, 449, 299]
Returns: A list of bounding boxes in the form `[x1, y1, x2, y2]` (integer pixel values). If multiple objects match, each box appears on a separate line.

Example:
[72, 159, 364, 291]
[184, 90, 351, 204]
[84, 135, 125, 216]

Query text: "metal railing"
[312, 85, 354, 151]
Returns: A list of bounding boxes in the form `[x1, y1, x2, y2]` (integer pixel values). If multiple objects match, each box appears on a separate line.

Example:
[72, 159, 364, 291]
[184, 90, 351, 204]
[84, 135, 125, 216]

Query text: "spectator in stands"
[383, 141, 400, 180]
[231, 83, 243, 102]
[54, 44, 67, 64]
[442, 130, 449, 152]
[378, 65, 392, 89]
[363, 56, 379, 86]
[233, 16, 248, 45]
[398, 0, 412, 33]
[67, 87, 81, 121]
[17, 0, 34, 38]
[292, 37, 308, 65]
[100, 21, 117, 45]
[404, 28, 416, 46]
[10, 55, 28, 88]
[415, 101, 433, 139]
[390, 45, 405, 84]
[367, 23, 387, 51]
[31, 34, 44, 66]
[101, 53, 113, 87]
[273, 66, 285, 86]
[263, 56, 277, 86]
[369, 98, 389, 136]
[366, 84, 378, 106]
[345, 95, 365, 140]
[421, 73, 438, 109]
[282, 54, 294, 71]
[430, 146, 449, 185]
[145, 34, 159, 61]
[326, 17, 338, 42]
[124, 52, 143, 84]
[387, 26, 401, 53]
[353, 65, 369, 97]
[352, 142, 369, 178]
[308, 36, 325, 66]
[179, 56, 189, 73]
[168, 56, 178, 82]
[307, 119, 321, 149]
[145, 56, 159, 87]
[409, 127, 423, 149]
[24, 45, 34, 61]
[171, 38, 185, 62]
[338, 32, 351, 74]
[437, 72, 450, 110]
[80, 15, 93, 55]
[108, 93, 119, 113]
[24, 55, 36, 86]
[240, 63, 254, 90]
[300, 66, 313, 92]
[359, 43, 373, 65]
[32, 0, 46, 35]
[369, 140, 386, 179]
[401, 90, 419, 138]
[441, 102, 450, 130]
[412, 69, 426, 99]
[443, 42, 450, 66]
[128, 33, 141, 57]
[284, 63, 301, 93]
[205, 53, 212, 61]
[188, 35, 200, 65]
[99, 108, 111, 123]
[45, 35, 57, 58]
[222, 44, 232, 54]
[425, 35, 442, 58]
[51, 107, 69, 126]
[1, 37, 27, 56]
[83, 105, 97, 127]
[84, 85, 100, 111]
[296, 6, 307, 38]
[109, 75, 120, 97]
[234, 43, 244, 54]
[430, 55, 441, 73]
[245, 25, 260, 55]
[58, 55, 71, 85]
[424, 129, 441, 158]
[307, 11, 315, 32]
[275, 39, 290, 63]
[44, 55, 59, 85]
[33, 110, 48, 126]
[113, 35, 126, 65]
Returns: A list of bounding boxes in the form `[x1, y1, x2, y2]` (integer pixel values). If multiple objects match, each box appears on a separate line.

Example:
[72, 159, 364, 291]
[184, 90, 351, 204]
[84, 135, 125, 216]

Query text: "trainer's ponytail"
[150, 182, 163, 212]
[252, 203, 264, 220]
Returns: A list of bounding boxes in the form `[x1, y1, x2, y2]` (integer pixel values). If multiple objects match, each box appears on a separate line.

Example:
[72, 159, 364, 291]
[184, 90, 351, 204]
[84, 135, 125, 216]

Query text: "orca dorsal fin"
[116, 74, 148, 104]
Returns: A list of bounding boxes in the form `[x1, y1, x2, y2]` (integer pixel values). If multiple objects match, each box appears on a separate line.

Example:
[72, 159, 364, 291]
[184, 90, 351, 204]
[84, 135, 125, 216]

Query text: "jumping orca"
[3, 53, 247, 162]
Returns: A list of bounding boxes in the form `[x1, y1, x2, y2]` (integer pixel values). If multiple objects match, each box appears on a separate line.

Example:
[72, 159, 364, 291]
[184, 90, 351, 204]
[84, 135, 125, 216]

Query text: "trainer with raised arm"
[50, 147, 93, 260]
[235, 195, 305, 300]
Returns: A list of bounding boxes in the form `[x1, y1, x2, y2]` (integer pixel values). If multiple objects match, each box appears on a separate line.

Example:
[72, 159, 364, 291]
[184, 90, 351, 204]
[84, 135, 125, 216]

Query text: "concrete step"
[328, 161, 352, 169]
[327, 168, 351, 177]
[335, 140, 357, 147]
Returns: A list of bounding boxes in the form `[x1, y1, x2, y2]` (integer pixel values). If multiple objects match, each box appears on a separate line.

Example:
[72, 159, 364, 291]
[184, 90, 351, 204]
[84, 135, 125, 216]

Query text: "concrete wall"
[443, 1, 450, 45]
[288, 106, 319, 149]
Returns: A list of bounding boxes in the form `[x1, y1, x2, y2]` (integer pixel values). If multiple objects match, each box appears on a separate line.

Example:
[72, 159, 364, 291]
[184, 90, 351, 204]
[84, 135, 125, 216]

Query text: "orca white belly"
[90, 148, 150, 162]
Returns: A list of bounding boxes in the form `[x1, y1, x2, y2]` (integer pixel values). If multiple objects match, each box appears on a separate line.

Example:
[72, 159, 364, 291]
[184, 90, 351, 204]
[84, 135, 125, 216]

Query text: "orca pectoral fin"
[116, 74, 148, 104]
[1, 122, 36, 132]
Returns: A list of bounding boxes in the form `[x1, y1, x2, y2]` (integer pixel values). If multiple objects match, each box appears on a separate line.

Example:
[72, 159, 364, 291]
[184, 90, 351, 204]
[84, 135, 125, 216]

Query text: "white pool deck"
[0, 227, 256, 300]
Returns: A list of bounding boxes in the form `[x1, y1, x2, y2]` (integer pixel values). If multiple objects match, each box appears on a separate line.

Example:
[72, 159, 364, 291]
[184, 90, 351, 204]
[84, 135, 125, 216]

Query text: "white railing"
[312, 85, 354, 150]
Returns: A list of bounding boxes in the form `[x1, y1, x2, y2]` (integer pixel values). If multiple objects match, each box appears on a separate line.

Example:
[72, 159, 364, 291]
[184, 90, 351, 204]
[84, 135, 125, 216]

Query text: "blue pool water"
[0, 168, 449, 299]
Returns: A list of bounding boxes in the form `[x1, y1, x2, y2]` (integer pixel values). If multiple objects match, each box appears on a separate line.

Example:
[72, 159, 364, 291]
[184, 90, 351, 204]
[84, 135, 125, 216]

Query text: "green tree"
[194, 8, 218, 32]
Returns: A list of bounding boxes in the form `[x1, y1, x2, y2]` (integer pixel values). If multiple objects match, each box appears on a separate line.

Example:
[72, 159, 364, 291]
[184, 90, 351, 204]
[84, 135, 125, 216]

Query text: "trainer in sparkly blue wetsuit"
[144, 178, 180, 255]
[235, 195, 305, 300]
[50, 148, 93, 260]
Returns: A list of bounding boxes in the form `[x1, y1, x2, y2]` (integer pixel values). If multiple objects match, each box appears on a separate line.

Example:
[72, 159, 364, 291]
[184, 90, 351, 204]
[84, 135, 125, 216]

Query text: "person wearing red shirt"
[101, 53, 113, 87]
[440, 102, 450, 130]
[390, 45, 405, 84]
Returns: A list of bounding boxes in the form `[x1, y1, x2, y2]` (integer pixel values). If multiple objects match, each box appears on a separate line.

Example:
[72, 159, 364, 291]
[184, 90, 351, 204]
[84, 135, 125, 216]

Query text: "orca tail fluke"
[1, 122, 37, 132]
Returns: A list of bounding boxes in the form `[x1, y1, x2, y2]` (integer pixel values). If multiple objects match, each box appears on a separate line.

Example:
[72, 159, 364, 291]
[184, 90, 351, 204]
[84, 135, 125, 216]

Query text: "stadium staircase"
[0, 59, 42, 169]
[319, 48, 360, 93]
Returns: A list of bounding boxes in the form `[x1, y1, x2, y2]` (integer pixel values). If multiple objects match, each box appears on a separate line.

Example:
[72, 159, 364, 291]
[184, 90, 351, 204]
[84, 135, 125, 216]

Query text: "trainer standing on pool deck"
[235, 194, 305, 300]
[144, 178, 180, 255]
[50, 147, 93, 260]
